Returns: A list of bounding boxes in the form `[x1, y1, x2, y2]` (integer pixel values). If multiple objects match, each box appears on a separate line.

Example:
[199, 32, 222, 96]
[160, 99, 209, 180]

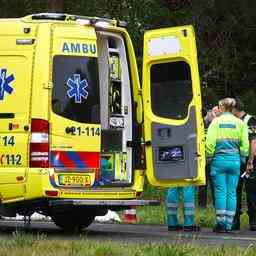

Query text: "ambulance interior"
[97, 31, 133, 186]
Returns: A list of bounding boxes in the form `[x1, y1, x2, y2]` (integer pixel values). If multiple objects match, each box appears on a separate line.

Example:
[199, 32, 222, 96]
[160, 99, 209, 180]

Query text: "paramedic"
[206, 97, 249, 233]
[166, 186, 200, 232]
[232, 98, 256, 230]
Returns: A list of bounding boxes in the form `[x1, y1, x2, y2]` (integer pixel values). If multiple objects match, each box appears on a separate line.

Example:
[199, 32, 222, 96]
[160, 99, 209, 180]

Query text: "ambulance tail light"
[30, 119, 49, 168]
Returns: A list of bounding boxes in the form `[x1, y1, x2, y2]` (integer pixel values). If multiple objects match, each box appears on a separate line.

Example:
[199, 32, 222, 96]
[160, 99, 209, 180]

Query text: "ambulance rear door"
[142, 26, 205, 187]
[50, 24, 101, 188]
[0, 25, 34, 199]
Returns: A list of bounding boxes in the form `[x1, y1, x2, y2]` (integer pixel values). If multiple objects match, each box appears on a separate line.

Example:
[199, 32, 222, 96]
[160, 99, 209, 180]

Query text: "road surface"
[0, 219, 255, 247]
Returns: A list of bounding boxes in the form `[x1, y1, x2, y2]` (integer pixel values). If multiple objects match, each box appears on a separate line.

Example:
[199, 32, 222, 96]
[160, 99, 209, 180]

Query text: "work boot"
[168, 225, 183, 231]
[232, 216, 240, 231]
[250, 224, 256, 231]
[231, 221, 240, 231]
[183, 225, 201, 232]
[213, 223, 226, 233]
[249, 214, 256, 231]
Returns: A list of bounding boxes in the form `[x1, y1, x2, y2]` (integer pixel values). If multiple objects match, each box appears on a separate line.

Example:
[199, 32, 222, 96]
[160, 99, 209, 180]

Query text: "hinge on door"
[43, 81, 53, 89]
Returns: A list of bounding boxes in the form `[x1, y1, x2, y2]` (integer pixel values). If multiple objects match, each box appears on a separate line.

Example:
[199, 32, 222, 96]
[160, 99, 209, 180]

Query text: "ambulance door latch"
[43, 81, 53, 89]
[145, 141, 152, 146]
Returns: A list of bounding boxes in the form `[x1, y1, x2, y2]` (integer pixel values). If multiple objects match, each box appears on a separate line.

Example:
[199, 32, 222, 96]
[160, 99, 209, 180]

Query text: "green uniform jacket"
[206, 112, 249, 160]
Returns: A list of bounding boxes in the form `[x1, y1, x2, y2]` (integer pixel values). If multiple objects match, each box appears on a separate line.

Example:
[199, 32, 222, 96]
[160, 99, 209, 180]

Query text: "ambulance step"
[49, 199, 159, 207]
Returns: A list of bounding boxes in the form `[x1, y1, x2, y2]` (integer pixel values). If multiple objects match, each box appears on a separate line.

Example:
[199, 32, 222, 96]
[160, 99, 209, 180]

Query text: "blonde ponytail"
[218, 98, 236, 112]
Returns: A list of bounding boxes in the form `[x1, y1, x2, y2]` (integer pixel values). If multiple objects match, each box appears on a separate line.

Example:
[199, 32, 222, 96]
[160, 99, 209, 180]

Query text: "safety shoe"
[183, 225, 201, 232]
[231, 222, 240, 231]
[213, 223, 226, 233]
[250, 224, 256, 231]
[168, 225, 183, 231]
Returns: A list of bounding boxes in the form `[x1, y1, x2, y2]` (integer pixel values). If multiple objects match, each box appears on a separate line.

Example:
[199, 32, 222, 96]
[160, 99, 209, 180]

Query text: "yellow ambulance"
[0, 13, 205, 230]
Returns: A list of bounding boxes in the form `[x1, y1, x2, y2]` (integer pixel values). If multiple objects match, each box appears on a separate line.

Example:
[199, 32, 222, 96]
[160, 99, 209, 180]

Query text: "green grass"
[1, 184, 252, 255]
[136, 204, 250, 230]
[1, 231, 256, 256]
[136, 204, 216, 226]
[138, 182, 251, 230]
[137, 187, 216, 226]
[137, 205, 166, 225]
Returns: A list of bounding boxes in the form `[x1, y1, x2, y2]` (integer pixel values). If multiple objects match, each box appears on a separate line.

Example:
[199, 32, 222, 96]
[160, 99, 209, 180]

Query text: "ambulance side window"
[150, 61, 192, 120]
[52, 55, 100, 123]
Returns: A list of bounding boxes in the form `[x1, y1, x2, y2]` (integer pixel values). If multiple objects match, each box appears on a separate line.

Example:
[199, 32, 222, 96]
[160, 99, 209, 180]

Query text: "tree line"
[0, 0, 255, 112]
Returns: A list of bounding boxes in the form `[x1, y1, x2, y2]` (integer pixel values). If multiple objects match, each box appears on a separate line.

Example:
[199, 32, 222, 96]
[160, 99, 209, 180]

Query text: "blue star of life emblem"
[66, 74, 89, 103]
[0, 68, 15, 101]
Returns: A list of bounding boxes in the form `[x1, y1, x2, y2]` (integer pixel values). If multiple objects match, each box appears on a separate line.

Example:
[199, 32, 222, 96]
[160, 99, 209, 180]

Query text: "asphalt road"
[0, 220, 256, 247]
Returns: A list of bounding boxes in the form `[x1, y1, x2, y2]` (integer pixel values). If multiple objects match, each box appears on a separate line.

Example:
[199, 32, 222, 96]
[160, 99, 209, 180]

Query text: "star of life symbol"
[66, 74, 89, 103]
[0, 68, 15, 101]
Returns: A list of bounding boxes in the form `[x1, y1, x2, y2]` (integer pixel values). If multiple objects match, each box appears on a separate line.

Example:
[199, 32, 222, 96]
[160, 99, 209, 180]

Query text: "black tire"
[51, 211, 95, 232]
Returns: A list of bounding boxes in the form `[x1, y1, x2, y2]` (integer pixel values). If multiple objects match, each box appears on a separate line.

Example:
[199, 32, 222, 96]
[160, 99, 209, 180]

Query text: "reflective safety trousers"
[210, 159, 240, 230]
[206, 112, 249, 161]
[166, 186, 195, 226]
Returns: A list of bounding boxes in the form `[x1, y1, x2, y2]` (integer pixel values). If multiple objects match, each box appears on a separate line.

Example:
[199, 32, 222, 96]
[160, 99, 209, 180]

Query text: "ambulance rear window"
[150, 61, 192, 120]
[52, 56, 100, 123]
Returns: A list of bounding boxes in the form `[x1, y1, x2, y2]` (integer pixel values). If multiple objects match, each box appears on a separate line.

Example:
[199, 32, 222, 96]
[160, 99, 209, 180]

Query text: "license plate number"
[58, 174, 91, 187]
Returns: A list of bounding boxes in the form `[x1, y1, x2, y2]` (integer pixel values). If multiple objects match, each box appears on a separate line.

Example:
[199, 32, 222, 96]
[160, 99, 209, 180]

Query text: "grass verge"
[1, 231, 256, 256]
[136, 204, 250, 230]
[139, 183, 250, 230]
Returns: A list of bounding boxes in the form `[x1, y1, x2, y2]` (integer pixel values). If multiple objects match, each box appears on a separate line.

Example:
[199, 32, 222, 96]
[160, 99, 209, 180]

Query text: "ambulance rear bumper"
[48, 199, 159, 207]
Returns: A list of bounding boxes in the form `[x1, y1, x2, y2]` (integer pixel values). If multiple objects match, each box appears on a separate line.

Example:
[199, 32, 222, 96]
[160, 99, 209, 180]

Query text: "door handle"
[145, 141, 152, 146]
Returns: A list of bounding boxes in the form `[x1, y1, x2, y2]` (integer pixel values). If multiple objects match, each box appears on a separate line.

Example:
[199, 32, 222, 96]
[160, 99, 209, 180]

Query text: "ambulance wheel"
[51, 212, 95, 232]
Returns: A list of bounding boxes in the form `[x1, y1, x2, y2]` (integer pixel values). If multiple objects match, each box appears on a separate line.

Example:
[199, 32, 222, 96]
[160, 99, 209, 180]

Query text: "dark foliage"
[0, 0, 255, 112]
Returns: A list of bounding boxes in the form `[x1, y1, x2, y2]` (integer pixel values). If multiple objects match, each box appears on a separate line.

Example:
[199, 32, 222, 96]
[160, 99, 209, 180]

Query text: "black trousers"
[198, 163, 215, 208]
[234, 164, 256, 225]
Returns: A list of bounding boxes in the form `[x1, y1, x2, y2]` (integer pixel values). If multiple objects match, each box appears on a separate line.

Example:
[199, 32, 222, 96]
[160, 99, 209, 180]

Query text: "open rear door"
[142, 26, 205, 187]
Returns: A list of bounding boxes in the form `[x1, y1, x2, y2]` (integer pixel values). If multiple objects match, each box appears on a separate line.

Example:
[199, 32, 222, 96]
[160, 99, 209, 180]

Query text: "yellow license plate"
[58, 174, 91, 187]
